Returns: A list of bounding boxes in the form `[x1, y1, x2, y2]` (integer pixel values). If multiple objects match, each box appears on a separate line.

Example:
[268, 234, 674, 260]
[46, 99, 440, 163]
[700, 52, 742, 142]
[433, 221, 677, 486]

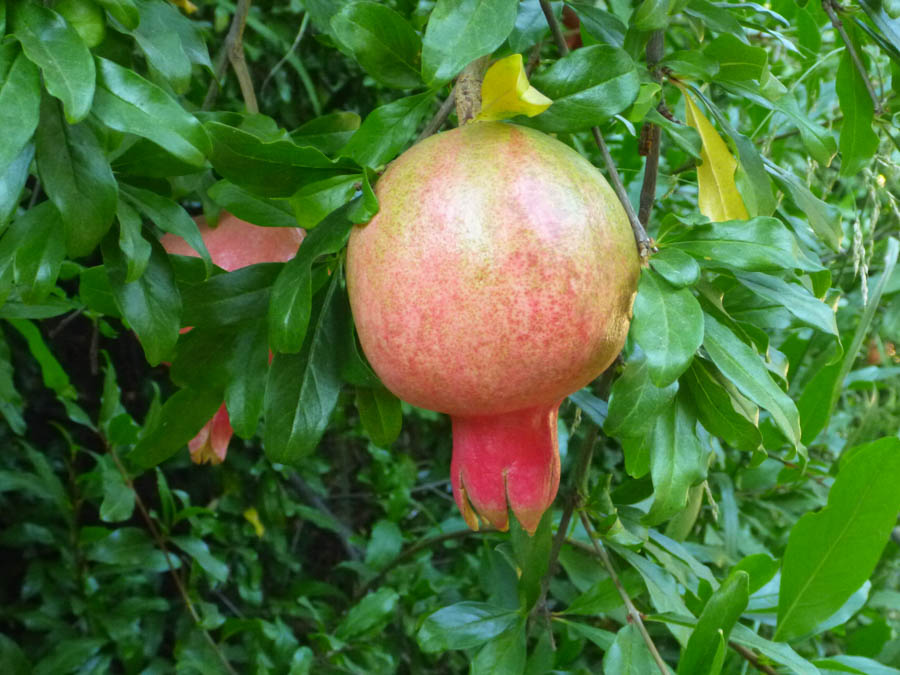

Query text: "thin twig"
[638, 31, 664, 227]
[579, 512, 669, 675]
[526, 41, 543, 76]
[106, 445, 238, 675]
[290, 474, 362, 561]
[538, 0, 652, 262]
[822, 0, 882, 115]
[455, 56, 491, 125]
[260, 12, 309, 95]
[355, 529, 475, 600]
[417, 86, 457, 142]
[729, 641, 779, 675]
[203, 0, 257, 113]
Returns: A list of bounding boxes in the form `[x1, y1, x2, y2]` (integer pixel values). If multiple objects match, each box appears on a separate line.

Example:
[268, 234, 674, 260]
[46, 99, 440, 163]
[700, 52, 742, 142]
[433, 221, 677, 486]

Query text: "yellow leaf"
[679, 86, 748, 222]
[170, 0, 198, 14]
[476, 54, 552, 122]
[243, 507, 265, 538]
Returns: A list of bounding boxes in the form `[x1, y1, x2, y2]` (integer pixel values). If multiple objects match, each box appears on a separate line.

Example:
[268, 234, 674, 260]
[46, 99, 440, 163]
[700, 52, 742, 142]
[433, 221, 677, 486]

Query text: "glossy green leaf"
[32, 638, 106, 675]
[681, 359, 761, 452]
[677, 571, 749, 675]
[336, 588, 400, 640]
[102, 232, 181, 366]
[472, 618, 526, 675]
[6, 319, 75, 399]
[510, 510, 551, 611]
[98, 458, 135, 522]
[0, 45, 40, 175]
[666, 217, 820, 273]
[289, 175, 360, 229]
[355, 386, 402, 448]
[631, 0, 670, 31]
[170, 535, 229, 583]
[129, 386, 223, 469]
[268, 200, 359, 354]
[605, 350, 678, 441]
[421, 0, 518, 86]
[604, 624, 661, 675]
[264, 273, 344, 465]
[568, 2, 626, 46]
[116, 199, 151, 284]
[704, 34, 767, 81]
[650, 248, 700, 288]
[417, 602, 520, 652]
[776, 438, 900, 641]
[94, 57, 210, 167]
[182, 263, 280, 329]
[132, 0, 211, 92]
[291, 112, 361, 154]
[735, 272, 838, 335]
[764, 159, 842, 251]
[732, 553, 778, 595]
[0, 142, 34, 230]
[331, 2, 421, 89]
[631, 268, 704, 387]
[94, 0, 139, 29]
[835, 27, 879, 176]
[0, 333, 26, 435]
[703, 312, 800, 446]
[12, 2, 95, 123]
[529, 45, 640, 132]
[645, 397, 707, 525]
[35, 95, 117, 258]
[508, 0, 556, 52]
[9, 201, 65, 303]
[340, 90, 436, 169]
[224, 320, 269, 439]
[207, 180, 297, 229]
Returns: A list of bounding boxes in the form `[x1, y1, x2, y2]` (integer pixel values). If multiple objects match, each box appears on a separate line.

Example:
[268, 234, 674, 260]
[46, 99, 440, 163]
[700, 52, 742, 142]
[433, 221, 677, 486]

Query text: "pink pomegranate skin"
[347, 122, 639, 533]
[162, 212, 304, 464]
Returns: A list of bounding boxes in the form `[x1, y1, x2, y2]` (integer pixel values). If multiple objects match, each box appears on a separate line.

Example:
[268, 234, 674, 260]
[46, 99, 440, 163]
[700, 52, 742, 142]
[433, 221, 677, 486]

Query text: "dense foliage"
[1, 0, 899, 673]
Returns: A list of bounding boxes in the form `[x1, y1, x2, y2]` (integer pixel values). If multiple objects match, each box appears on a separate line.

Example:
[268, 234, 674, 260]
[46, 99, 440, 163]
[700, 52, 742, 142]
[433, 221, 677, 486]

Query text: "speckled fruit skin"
[162, 212, 304, 464]
[347, 122, 639, 533]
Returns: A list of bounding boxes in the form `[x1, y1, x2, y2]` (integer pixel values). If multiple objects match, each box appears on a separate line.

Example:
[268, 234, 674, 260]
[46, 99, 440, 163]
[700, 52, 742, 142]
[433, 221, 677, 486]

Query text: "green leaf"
[776, 438, 900, 641]
[264, 272, 344, 465]
[289, 175, 360, 230]
[645, 396, 707, 525]
[605, 350, 678, 441]
[181, 263, 280, 329]
[6, 319, 75, 399]
[291, 112, 360, 155]
[340, 90, 436, 169]
[649, 248, 700, 288]
[85, 526, 175, 571]
[631, 268, 704, 387]
[529, 45, 640, 133]
[508, 0, 556, 52]
[764, 159, 842, 251]
[729, 624, 818, 675]
[604, 624, 663, 675]
[94, 57, 211, 167]
[666, 217, 821, 273]
[8, 201, 65, 303]
[631, 0, 670, 31]
[471, 618, 526, 675]
[103, 232, 181, 366]
[734, 272, 838, 336]
[421, 0, 518, 86]
[702, 312, 801, 446]
[835, 26, 879, 176]
[94, 0, 139, 29]
[35, 94, 117, 258]
[648, 108, 702, 159]
[732, 553, 778, 595]
[33, 638, 106, 675]
[681, 359, 761, 452]
[12, 2, 95, 123]
[98, 458, 135, 522]
[129, 387, 224, 469]
[0, 333, 26, 435]
[335, 588, 400, 640]
[510, 510, 552, 611]
[568, 2, 626, 47]
[704, 33, 767, 81]
[0, 633, 31, 675]
[0, 45, 40, 175]
[205, 120, 350, 198]
[132, 0, 211, 93]
[815, 655, 900, 675]
[355, 386, 402, 447]
[268, 200, 359, 354]
[364, 519, 403, 570]
[171, 535, 229, 583]
[417, 602, 520, 652]
[224, 320, 269, 439]
[116, 199, 151, 284]
[677, 571, 749, 675]
[207, 180, 297, 230]
[331, 2, 421, 89]
[0, 142, 34, 230]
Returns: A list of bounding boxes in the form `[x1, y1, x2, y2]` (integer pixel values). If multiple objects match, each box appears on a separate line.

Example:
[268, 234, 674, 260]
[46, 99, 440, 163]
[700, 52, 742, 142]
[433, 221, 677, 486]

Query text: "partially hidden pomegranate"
[347, 122, 640, 534]
[161, 211, 305, 464]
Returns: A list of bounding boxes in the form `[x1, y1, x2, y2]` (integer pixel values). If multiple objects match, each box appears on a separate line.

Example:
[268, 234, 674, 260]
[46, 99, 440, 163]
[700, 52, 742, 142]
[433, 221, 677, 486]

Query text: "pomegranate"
[347, 122, 639, 533]
[161, 211, 304, 464]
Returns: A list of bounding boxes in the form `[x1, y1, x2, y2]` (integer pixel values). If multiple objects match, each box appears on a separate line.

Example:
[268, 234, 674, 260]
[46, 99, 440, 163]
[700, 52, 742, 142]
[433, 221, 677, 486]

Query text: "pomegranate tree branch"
[578, 512, 669, 675]
[638, 31, 664, 227]
[106, 443, 238, 675]
[822, 0, 882, 115]
[538, 0, 652, 262]
[455, 56, 491, 125]
[728, 641, 779, 675]
[417, 86, 457, 141]
[203, 0, 257, 113]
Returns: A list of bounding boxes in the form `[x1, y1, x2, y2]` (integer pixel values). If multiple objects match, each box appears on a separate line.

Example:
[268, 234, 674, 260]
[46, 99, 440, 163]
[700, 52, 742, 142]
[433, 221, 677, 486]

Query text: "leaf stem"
[728, 641, 779, 675]
[417, 86, 457, 141]
[822, 0, 882, 115]
[538, 0, 652, 262]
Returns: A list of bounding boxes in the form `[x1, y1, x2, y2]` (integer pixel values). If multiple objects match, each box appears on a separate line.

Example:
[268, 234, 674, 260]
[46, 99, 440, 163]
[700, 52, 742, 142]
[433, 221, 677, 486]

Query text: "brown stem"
[106, 445, 238, 675]
[822, 0, 882, 115]
[455, 56, 491, 125]
[539, 0, 652, 263]
[728, 641, 779, 675]
[417, 86, 457, 142]
[638, 31, 664, 227]
[578, 512, 669, 675]
[203, 0, 257, 113]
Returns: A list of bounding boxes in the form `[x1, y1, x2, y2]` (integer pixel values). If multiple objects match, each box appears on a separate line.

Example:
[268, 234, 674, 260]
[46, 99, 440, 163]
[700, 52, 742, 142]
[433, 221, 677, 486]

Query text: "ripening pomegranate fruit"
[161, 211, 304, 464]
[347, 122, 639, 533]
